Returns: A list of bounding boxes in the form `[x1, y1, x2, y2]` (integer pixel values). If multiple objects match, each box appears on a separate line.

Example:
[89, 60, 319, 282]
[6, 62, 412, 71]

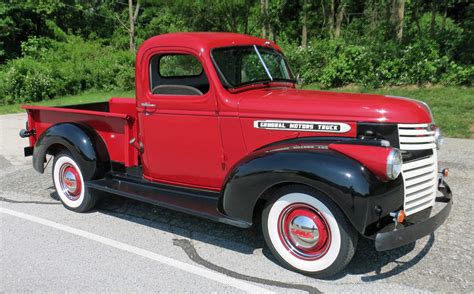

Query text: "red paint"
[109, 97, 137, 117]
[328, 144, 392, 181]
[23, 33, 433, 191]
[236, 88, 432, 124]
[23, 99, 138, 167]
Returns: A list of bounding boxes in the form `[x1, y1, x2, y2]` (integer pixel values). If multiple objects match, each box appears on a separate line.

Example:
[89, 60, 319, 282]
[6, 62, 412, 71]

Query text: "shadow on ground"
[50, 190, 434, 282]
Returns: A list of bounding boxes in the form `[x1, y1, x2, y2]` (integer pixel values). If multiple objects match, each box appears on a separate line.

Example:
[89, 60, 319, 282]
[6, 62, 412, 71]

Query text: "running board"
[86, 174, 251, 228]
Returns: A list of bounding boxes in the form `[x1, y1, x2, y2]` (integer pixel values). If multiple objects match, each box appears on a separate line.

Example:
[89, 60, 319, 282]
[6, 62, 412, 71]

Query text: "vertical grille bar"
[398, 124, 438, 215]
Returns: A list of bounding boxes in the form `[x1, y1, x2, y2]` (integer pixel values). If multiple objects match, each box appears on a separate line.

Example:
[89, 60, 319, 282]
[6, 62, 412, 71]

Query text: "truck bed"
[23, 98, 139, 167]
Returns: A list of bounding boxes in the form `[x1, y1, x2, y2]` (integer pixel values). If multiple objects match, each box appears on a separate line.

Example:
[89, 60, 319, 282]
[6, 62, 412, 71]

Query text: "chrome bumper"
[375, 180, 453, 251]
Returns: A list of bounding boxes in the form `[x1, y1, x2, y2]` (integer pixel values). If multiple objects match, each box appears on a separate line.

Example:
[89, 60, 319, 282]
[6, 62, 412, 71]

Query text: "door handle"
[140, 102, 157, 116]
[140, 102, 156, 107]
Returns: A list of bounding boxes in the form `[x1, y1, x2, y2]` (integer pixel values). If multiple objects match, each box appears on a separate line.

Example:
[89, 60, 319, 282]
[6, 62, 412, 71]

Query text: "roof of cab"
[137, 32, 281, 56]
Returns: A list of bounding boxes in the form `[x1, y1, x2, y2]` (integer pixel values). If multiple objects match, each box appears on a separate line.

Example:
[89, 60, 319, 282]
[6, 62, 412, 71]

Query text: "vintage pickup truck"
[20, 32, 452, 278]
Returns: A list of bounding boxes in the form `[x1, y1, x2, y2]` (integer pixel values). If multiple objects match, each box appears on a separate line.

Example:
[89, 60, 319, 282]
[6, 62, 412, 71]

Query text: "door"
[137, 48, 224, 190]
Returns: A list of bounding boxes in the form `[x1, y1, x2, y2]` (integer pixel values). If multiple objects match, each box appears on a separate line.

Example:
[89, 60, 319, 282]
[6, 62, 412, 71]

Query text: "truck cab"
[21, 32, 452, 278]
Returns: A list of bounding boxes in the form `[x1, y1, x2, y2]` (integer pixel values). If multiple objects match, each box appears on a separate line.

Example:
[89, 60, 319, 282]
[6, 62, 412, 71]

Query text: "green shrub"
[280, 37, 472, 88]
[0, 57, 59, 104]
[440, 62, 474, 86]
[0, 35, 135, 105]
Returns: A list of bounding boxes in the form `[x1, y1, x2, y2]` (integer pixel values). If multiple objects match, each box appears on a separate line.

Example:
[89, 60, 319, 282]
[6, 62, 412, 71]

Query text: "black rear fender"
[32, 123, 110, 180]
[221, 145, 404, 235]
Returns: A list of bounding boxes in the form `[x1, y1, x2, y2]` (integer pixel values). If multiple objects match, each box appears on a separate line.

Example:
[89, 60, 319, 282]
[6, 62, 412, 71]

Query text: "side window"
[149, 54, 209, 96]
[159, 55, 203, 77]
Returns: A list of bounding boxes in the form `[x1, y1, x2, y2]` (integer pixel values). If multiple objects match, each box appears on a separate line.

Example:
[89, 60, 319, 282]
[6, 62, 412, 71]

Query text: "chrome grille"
[398, 124, 438, 215]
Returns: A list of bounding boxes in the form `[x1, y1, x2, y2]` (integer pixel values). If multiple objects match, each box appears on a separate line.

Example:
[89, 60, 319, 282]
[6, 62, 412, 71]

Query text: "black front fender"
[32, 123, 109, 180]
[221, 144, 404, 235]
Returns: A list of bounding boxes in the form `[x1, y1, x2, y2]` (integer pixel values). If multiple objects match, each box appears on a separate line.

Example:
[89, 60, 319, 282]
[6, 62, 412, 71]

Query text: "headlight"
[386, 149, 402, 180]
[434, 127, 443, 149]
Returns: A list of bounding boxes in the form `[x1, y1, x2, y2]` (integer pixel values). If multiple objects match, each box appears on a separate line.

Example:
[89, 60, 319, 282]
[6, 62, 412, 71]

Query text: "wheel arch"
[220, 143, 404, 235]
[251, 181, 341, 225]
[32, 122, 110, 180]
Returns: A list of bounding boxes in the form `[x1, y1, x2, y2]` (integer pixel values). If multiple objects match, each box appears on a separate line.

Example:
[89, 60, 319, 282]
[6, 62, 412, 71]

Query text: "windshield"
[211, 45, 295, 88]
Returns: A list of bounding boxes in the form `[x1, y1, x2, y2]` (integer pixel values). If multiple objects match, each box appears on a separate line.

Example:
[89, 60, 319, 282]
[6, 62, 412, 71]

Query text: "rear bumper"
[375, 180, 453, 251]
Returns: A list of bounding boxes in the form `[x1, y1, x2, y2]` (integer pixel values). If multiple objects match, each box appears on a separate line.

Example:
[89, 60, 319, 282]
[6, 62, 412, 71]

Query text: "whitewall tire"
[52, 152, 97, 212]
[262, 185, 358, 278]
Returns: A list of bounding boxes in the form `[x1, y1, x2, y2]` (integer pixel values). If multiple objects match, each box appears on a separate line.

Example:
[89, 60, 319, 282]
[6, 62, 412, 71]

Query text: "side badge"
[254, 120, 351, 133]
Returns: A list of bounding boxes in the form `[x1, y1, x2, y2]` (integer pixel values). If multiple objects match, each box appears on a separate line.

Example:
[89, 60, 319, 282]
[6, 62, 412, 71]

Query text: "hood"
[237, 88, 433, 124]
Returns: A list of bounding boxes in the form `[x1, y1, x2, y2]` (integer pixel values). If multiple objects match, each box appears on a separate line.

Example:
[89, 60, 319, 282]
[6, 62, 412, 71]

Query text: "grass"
[0, 89, 135, 115]
[1, 86, 472, 138]
[303, 85, 474, 138]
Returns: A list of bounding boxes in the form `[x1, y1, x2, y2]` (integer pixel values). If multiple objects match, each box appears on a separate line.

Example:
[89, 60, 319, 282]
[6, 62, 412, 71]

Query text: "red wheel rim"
[277, 203, 331, 260]
[59, 163, 82, 201]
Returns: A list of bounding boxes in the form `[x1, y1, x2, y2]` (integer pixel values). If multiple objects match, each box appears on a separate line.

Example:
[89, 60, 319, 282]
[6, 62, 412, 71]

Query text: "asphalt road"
[1, 113, 473, 293]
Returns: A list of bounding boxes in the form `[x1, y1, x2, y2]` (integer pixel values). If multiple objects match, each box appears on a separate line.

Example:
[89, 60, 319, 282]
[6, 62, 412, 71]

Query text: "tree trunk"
[128, 0, 139, 52]
[390, 0, 405, 41]
[329, 0, 335, 38]
[320, 0, 326, 32]
[396, 0, 405, 40]
[334, 1, 344, 39]
[301, 0, 308, 47]
[329, 0, 345, 39]
[430, 1, 437, 35]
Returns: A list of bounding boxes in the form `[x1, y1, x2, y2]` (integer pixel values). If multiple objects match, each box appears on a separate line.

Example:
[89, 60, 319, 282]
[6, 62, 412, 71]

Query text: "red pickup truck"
[20, 32, 452, 278]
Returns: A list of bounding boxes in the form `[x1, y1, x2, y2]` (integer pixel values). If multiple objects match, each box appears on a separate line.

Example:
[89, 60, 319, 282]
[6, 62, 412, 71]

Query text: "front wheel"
[52, 151, 97, 212]
[262, 185, 358, 278]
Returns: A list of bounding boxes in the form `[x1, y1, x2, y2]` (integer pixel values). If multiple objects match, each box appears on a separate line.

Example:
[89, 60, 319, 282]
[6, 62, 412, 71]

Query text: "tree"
[261, 0, 273, 39]
[390, 0, 405, 40]
[128, 0, 140, 52]
[301, 0, 308, 47]
[329, 0, 346, 39]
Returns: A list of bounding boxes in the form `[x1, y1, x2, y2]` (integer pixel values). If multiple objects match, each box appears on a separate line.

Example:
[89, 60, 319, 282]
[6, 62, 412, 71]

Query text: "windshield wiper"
[253, 45, 273, 81]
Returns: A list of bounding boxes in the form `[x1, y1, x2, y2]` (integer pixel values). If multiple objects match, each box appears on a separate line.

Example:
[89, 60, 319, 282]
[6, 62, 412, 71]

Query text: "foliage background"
[0, 0, 473, 105]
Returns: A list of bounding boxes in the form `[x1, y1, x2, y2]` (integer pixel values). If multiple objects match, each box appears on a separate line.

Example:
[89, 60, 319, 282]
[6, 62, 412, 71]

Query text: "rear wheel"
[262, 185, 358, 278]
[52, 151, 97, 212]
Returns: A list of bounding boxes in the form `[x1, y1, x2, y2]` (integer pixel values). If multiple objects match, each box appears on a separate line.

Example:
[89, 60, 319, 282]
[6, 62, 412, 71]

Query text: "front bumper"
[375, 180, 453, 251]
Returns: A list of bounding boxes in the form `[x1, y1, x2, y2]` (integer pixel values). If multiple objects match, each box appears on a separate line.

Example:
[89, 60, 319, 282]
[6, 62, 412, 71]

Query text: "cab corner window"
[150, 54, 209, 96]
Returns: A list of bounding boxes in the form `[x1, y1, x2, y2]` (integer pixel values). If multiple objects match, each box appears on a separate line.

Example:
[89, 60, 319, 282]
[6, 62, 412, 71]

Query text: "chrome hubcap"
[64, 170, 77, 193]
[278, 203, 331, 260]
[59, 164, 82, 200]
[289, 215, 320, 249]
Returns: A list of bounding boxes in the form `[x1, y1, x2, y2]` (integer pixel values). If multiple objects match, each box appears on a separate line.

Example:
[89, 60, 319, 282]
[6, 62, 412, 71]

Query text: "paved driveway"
[1, 113, 473, 293]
